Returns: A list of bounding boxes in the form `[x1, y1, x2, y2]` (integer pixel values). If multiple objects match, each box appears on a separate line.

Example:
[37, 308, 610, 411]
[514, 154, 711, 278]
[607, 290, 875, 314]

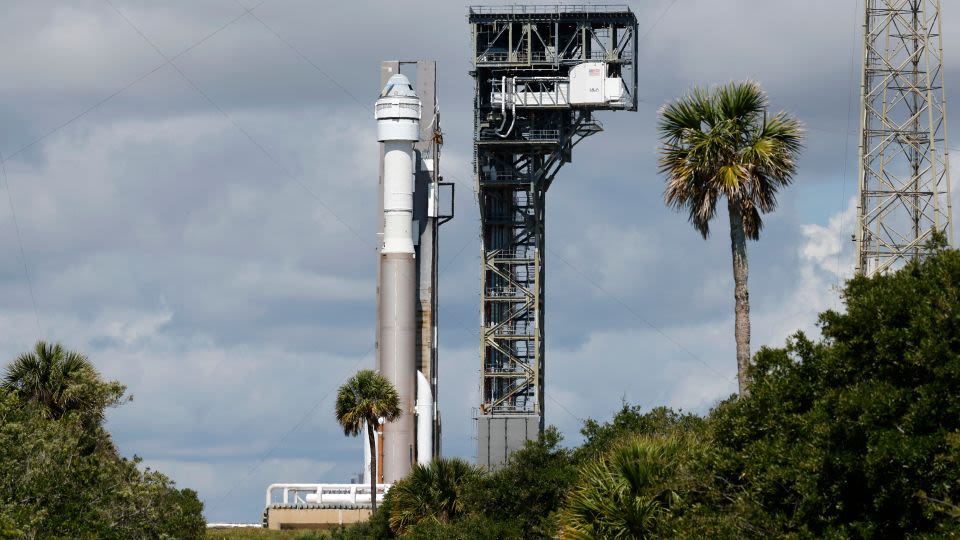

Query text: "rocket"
[371, 73, 432, 483]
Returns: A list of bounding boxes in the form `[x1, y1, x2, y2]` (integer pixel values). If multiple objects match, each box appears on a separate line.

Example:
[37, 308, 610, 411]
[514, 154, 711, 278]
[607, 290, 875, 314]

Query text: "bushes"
[703, 247, 960, 538]
[465, 427, 576, 538]
[0, 344, 205, 539]
[560, 433, 703, 539]
[387, 458, 479, 534]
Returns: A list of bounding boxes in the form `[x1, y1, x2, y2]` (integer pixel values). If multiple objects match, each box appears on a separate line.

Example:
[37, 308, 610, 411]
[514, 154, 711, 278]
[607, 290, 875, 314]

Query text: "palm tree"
[2, 341, 125, 424]
[657, 81, 804, 395]
[335, 369, 401, 514]
[387, 458, 479, 535]
[559, 435, 693, 539]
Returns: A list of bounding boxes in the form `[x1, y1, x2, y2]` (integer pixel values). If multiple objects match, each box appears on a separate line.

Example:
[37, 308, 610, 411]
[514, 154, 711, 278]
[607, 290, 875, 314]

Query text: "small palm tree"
[658, 81, 804, 395]
[2, 341, 125, 424]
[335, 369, 401, 514]
[559, 435, 693, 539]
[387, 457, 479, 535]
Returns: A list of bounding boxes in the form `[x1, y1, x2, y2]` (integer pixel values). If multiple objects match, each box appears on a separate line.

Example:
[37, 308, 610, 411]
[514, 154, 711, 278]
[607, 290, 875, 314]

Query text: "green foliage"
[465, 426, 577, 538]
[402, 513, 521, 540]
[577, 404, 705, 462]
[334, 370, 401, 438]
[205, 530, 318, 540]
[0, 344, 205, 539]
[657, 81, 804, 240]
[707, 248, 960, 538]
[235, 249, 960, 539]
[560, 433, 703, 539]
[2, 340, 128, 448]
[335, 369, 401, 514]
[386, 458, 479, 535]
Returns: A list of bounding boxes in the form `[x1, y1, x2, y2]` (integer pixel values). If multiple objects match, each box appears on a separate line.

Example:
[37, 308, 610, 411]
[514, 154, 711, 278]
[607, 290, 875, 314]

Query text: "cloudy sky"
[1, 0, 958, 524]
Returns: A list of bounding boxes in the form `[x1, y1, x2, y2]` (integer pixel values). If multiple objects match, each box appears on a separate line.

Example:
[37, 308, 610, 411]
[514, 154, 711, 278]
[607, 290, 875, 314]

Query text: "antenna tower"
[857, 0, 953, 275]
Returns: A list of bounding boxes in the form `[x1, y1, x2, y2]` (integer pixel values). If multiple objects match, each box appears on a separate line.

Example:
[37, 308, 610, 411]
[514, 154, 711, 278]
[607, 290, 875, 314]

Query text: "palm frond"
[559, 435, 699, 539]
[2, 341, 120, 422]
[657, 81, 804, 241]
[387, 458, 479, 535]
[335, 369, 401, 438]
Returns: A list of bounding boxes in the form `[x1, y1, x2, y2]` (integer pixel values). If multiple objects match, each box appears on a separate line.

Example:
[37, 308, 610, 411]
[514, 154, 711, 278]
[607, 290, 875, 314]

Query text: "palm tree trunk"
[368, 422, 378, 514]
[728, 200, 751, 396]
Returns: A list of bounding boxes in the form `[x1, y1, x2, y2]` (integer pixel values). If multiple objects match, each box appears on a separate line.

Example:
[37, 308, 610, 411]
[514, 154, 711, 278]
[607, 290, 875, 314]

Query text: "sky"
[1, 0, 958, 524]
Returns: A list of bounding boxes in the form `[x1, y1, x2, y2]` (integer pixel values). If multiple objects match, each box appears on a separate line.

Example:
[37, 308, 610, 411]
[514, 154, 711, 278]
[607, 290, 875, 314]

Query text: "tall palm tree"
[387, 458, 479, 535]
[2, 340, 124, 424]
[335, 369, 401, 514]
[657, 81, 804, 395]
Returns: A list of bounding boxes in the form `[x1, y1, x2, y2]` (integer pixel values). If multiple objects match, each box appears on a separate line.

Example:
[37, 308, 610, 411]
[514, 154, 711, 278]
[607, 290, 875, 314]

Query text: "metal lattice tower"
[857, 0, 953, 276]
[469, 5, 637, 468]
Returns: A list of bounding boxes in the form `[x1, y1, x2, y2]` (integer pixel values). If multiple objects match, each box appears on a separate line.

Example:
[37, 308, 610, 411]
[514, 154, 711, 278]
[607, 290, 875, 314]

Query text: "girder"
[857, 0, 953, 275]
[469, 5, 637, 468]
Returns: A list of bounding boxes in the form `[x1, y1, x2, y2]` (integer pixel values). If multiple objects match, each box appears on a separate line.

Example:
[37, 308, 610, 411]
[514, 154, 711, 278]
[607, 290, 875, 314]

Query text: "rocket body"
[375, 74, 421, 483]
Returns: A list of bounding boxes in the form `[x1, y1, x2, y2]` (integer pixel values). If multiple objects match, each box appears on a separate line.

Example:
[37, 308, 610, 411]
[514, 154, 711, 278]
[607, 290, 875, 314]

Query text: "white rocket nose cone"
[380, 74, 418, 98]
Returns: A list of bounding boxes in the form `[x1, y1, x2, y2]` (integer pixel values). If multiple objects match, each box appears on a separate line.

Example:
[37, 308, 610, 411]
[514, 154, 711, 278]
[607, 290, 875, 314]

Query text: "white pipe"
[362, 421, 374, 485]
[496, 77, 518, 138]
[415, 370, 433, 466]
[265, 483, 392, 508]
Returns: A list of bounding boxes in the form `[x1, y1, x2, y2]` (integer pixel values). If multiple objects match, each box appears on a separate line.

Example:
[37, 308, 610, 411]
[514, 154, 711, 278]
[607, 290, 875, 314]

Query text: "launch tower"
[856, 0, 953, 275]
[469, 5, 637, 469]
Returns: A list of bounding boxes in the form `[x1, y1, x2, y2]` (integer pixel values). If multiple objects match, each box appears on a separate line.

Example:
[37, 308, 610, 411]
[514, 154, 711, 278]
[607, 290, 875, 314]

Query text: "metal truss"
[470, 5, 637, 437]
[857, 0, 953, 276]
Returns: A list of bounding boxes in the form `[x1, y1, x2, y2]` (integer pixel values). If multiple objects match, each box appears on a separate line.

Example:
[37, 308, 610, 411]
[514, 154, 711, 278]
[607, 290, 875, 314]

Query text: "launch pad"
[264, 6, 642, 527]
[470, 5, 638, 468]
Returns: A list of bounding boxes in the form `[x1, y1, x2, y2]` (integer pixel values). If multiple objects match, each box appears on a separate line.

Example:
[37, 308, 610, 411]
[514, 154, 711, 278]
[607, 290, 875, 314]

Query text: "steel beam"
[856, 0, 953, 275]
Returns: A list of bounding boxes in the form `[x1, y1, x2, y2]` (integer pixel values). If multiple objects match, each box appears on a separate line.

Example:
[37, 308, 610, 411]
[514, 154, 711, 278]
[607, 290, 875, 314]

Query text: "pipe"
[265, 483, 393, 508]
[416, 370, 433, 466]
[362, 420, 378, 485]
[496, 77, 517, 138]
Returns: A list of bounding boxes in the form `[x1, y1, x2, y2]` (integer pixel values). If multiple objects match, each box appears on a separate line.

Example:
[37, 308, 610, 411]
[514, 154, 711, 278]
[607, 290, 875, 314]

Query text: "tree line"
[330, 243, 960, 539]
[0, 342, 205, 539]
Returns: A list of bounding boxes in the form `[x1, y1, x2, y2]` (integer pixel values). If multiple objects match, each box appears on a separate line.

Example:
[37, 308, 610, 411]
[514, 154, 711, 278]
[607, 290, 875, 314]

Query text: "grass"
[205, 527, 324, 539]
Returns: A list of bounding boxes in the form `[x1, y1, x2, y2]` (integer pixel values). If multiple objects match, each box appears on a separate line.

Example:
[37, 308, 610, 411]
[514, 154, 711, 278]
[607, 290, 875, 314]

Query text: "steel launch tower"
[857, 0, 953, 276]
[469, 5, 637, 469]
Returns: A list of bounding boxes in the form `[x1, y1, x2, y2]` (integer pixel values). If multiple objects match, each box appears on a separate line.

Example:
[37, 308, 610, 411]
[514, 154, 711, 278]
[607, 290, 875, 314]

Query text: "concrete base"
[265, 507, 372, 530]
[477, 414, 540, 470]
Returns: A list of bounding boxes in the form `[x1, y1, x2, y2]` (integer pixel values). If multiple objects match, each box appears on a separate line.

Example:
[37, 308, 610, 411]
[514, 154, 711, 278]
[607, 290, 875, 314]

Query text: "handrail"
[265, 483, 392, 508]
[469, 5, 632, 15]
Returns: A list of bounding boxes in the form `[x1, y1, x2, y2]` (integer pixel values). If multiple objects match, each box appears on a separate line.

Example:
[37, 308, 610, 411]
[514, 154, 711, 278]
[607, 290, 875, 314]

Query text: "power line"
[0, 1, 266, 165]
[235, 0, 477, 190]
[834, 0, 862, 299]
[0, 153, 41, 333]
[233, 0, 371, 113]
[548, 246, 731, 382]
[206, 347, 372, 512]
[638, 0, 680, 44]
[546, 392, 584, 424]
[102, 0, 373, 250]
